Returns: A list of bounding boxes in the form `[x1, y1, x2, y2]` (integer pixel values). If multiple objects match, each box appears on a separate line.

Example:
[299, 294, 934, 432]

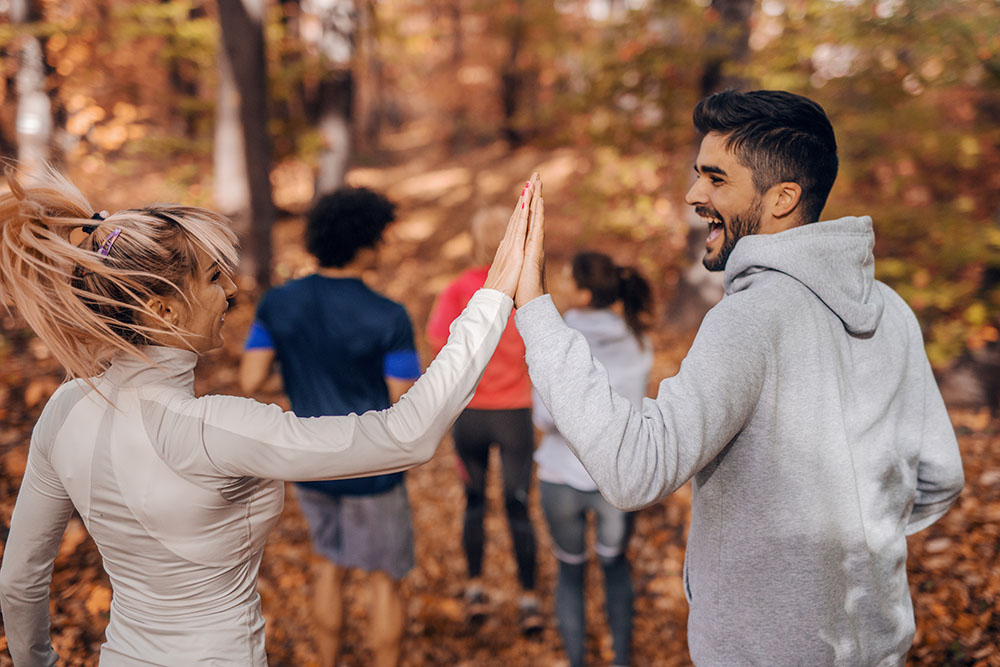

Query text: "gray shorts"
[295, 482, 415, 581]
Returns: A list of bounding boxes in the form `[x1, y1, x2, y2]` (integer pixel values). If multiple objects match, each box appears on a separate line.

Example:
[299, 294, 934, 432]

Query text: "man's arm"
[240, 348, 275, 394]
[516, 295, 767, 510]
[531, 388, 557, 433]
[386, 378, 416, 404]
[384, 307, 423, 404]
[906, 357, 964, 534]
[240, 319, 276, 394]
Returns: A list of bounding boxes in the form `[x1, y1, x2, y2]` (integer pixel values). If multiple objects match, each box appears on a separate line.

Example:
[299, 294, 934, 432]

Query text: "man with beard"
[511, 90, 964, 665]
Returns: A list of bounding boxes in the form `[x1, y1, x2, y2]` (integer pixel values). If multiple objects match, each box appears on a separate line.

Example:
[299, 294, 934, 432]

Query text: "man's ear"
[771, 182, 803, 219]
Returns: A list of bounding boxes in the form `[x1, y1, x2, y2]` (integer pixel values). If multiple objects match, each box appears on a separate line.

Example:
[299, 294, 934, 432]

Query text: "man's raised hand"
[515, 174, 546, 308]
[483, 173, 538, 298]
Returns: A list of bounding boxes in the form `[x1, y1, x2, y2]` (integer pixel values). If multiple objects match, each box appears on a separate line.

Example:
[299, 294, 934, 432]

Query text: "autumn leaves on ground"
[0, 143, 998, 666]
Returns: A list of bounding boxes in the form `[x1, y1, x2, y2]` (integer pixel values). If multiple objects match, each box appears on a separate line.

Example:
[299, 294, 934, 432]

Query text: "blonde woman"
[0, 169, 542, 666]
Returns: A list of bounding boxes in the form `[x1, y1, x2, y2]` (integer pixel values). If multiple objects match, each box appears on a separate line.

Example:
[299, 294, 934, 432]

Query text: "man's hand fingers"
[483, 173, 539, 297]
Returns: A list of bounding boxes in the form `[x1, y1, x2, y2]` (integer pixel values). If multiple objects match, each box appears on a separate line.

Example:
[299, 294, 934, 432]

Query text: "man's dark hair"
[306, 186, 396, 268]
[693, 89, 838, 224]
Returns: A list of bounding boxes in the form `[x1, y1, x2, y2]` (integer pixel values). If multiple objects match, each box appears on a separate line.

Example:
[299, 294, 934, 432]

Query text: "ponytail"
[616, 265, 652, 340]
[570, 251, 652, 341]
[0, 167, 238, 383]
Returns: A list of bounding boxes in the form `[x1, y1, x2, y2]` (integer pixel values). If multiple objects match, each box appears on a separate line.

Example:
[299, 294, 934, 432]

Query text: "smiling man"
[513, 90, 965, 665]
[687, 91, 838, 270]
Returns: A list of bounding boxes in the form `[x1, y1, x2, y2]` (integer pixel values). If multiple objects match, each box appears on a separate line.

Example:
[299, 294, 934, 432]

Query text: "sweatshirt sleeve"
[516, 295, 767, 510]
[0, 436, 75, 667]
[905, 357, 964, 534]
[145, 289, 511, 481]
[531, 388, 557, 433]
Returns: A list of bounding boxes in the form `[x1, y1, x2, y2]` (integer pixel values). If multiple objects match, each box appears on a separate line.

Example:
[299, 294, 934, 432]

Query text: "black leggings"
[452, 408, 537, 591]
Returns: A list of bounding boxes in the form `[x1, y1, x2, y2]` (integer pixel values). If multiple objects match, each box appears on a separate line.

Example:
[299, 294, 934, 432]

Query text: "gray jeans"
[540, 481, 634, 667]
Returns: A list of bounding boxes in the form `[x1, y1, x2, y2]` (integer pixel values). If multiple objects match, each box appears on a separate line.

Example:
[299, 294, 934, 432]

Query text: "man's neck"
[759, 213, 804, 236]
[317, 265, 366, 280]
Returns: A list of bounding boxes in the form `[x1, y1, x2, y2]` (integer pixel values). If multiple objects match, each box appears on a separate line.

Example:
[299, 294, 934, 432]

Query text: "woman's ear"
[569, 285, 594, 309]
[146, 296, 179, 326]
[771, 182, 803, 219]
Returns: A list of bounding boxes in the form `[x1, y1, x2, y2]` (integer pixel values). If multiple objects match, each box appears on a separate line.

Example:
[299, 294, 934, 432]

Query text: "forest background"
[0, 0, 998, 665]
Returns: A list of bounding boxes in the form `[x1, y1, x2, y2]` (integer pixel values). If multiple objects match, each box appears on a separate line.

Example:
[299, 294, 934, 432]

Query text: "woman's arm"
[145, 176, 543, 482]
[0, 440, 75, 667]
[192, 289, 513, 480]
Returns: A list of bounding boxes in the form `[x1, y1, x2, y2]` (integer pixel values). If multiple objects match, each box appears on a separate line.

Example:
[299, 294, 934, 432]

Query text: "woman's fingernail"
[522, 202, 525, 209]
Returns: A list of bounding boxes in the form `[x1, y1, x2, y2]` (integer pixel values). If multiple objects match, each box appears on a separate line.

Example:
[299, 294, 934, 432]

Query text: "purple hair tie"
[98, 227, 122, 257]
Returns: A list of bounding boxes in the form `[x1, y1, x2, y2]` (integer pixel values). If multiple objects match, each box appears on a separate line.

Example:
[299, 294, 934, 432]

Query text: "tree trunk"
[217, 0, 276, 290]
[214, 43, 250, 218]
[700, 0, 754, 97]
[667, 0, 754, 333]
[304, 0, 356, 197]
[166, 1, 205, 139]
[445, 0, 470, 150]
[11, 0, 52, 174]
[354, 0, 384, 152]
[500, 0, 526, 146]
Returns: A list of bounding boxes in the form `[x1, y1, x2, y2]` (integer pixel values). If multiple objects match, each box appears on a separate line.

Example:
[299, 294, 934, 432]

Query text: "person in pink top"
[427, 205, 541, 634]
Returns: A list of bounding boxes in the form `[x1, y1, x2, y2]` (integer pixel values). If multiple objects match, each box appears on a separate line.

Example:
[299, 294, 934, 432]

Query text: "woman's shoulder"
[33, 379, 93, 448]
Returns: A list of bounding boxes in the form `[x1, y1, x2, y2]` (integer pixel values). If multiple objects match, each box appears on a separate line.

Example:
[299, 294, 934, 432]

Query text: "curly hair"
[306, 187, 396, 268]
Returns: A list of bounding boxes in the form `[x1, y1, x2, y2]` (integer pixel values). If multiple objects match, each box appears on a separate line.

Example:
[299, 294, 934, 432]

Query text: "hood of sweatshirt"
[563, 308, 651, 381]
[564, 307, 631, 347]
[723, 216, 885, 336]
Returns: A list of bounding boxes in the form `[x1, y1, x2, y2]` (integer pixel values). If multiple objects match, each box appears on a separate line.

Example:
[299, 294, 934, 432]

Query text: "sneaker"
[518, 594, 544, 636]
[464, 584, 488, 625]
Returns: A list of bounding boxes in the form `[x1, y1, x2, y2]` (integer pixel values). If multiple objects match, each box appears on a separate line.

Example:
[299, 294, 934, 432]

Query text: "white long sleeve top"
[0, 289, 511, 666]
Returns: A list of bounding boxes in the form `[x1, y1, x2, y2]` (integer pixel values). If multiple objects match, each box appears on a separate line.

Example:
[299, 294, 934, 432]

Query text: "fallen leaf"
[25, 377, 60, 408]
[56, 518, 89, 564]
[85, 584, 111, 615]
[3, 447, 27, 477]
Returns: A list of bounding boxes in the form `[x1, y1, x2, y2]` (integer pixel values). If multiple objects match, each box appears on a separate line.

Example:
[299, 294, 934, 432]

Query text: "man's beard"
[701, 199, 763, 272]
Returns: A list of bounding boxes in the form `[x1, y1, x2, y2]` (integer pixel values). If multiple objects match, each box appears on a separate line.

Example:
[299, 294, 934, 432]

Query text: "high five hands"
[482, 172, 546, 307]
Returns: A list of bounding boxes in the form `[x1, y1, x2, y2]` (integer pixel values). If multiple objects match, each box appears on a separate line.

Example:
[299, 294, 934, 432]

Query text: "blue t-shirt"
[246, 274, 421, 496]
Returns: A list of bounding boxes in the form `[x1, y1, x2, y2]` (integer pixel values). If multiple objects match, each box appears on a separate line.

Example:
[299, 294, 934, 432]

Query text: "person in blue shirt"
[240, 186, 421, 667]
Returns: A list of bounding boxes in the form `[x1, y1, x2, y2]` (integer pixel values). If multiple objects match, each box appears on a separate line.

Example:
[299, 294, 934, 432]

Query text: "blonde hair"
[0, 167, 239, 381]
[471, 205, 512, 266]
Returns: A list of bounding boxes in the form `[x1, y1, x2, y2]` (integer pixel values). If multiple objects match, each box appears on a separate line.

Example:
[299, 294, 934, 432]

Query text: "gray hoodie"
[533, 308, 653, 491]
[515, 216, 964, 666]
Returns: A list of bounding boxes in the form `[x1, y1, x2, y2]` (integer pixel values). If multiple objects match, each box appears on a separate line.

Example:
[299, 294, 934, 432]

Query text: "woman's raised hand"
[515, 175, 545, 307]
[483, 173, 539, 298]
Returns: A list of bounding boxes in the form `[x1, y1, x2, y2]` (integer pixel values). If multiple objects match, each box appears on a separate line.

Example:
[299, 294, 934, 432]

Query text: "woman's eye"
[211, 271, 221, 282]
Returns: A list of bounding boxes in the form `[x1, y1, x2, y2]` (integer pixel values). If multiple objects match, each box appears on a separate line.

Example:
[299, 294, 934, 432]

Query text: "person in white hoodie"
[512, 91, 964, 665]
[534, 251, 653, 667]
